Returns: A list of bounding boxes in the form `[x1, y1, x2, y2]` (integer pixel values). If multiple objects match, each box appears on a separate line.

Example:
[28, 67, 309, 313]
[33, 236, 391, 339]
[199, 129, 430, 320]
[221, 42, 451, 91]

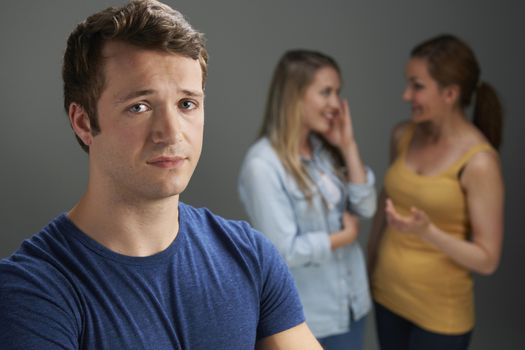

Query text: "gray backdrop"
[1, 1, 523, 349]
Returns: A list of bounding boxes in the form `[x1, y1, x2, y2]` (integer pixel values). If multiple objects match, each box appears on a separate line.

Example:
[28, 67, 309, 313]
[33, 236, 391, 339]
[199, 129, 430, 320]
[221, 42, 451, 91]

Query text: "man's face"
[89, 41, 204, 201]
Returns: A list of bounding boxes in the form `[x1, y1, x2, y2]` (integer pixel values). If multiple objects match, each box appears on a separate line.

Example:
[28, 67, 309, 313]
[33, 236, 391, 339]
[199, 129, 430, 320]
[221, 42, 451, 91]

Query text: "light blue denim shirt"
[238, 136, 377, 338]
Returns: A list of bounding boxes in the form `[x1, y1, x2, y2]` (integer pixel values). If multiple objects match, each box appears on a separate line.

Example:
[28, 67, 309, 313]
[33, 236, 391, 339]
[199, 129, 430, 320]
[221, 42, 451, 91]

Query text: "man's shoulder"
[0, 214, 78, 293]
[0, 215, 83, 348]
[180, 202, 256, 236]
[0, 217, 79, 326]
[0, 251, 66, 303]
[179, 202, 273, 252]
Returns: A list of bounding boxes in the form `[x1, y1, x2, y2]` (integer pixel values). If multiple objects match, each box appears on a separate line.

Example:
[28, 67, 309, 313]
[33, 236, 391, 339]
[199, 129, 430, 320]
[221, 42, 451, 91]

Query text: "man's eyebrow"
[115, 89, 155, 104]
[181, 89, 204, 98]
[114, 88, 204, 104]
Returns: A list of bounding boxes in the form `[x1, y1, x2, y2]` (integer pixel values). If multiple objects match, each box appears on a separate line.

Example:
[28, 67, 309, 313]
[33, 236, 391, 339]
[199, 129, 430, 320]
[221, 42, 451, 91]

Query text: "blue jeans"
[318, 313, 367, 350]
[374, 302, 472, 350]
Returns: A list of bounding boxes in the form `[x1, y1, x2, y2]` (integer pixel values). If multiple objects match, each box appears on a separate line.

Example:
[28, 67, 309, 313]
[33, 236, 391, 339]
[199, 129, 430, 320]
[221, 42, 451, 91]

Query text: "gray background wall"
[1, 1, 523, 348]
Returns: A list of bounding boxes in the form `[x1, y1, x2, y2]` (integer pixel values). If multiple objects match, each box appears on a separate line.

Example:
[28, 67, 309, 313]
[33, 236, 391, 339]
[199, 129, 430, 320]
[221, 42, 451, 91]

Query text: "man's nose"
[151, 106, 183, 145]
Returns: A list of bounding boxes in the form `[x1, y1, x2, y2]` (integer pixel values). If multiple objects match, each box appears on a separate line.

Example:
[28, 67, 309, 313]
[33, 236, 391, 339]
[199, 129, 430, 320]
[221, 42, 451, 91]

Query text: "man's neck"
[68, 188, 180, 257]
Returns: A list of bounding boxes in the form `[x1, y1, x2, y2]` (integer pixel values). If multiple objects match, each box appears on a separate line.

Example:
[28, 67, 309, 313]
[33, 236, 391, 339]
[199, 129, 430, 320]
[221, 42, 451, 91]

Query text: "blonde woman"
[238, 50, 377, 350]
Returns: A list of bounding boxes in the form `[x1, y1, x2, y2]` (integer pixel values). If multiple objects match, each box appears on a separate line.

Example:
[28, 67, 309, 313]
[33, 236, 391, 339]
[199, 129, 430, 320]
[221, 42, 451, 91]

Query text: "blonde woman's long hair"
[259, 50, 342, 199]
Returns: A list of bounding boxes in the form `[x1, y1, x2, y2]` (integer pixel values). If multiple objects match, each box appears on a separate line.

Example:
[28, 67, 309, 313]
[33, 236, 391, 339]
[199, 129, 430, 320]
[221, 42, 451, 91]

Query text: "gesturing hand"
[385, 198, 431, 237]
[322, 99, 355, 152]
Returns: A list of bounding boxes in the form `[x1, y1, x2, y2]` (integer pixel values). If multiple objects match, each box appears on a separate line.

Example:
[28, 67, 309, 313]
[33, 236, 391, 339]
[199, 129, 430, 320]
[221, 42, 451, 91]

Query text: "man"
[0, 1, 321, 349]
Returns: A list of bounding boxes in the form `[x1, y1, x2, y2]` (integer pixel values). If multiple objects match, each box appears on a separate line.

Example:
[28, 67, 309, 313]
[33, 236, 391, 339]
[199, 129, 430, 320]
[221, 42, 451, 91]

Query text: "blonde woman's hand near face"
[322, 99, 356, 152]
[322, 99, 367, 184]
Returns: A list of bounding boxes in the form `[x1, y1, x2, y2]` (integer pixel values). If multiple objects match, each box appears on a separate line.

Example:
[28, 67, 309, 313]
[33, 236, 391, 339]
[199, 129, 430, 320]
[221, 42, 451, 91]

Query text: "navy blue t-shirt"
[0, 203, 304, 349]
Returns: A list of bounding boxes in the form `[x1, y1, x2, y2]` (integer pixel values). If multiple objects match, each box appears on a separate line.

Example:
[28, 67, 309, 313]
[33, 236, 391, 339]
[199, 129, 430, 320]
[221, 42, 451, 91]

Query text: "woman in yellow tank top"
[367, 34, 505, 350]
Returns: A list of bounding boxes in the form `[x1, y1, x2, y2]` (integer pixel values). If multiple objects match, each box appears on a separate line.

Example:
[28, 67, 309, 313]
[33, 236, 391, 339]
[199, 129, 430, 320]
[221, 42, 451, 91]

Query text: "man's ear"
[68, 103, 93, 147]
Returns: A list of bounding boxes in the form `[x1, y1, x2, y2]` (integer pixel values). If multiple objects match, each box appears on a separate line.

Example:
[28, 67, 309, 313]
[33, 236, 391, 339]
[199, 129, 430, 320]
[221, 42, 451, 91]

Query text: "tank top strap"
[397, 123, 416, 155]
[445, 143, 494, 177]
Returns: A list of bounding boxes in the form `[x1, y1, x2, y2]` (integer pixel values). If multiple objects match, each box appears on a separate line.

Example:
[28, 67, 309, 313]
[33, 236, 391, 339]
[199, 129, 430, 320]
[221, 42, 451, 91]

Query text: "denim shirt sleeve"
[346, 166, 377, 218]
[238, 156, 331, 268]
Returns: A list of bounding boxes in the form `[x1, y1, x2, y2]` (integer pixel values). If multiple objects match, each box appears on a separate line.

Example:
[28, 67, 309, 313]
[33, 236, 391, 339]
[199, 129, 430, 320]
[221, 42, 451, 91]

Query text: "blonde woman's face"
[300, 66, 341, 135]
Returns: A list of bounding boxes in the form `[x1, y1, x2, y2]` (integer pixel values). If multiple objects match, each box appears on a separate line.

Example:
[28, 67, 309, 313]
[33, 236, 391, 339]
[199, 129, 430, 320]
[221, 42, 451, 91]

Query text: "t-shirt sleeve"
[255, 231, 305, 340]
[0, 262, 80, 349]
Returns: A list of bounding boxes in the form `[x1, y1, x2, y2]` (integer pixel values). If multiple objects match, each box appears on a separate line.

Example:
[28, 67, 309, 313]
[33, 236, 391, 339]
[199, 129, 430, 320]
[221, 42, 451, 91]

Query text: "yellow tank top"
[372, 123, 494, 334]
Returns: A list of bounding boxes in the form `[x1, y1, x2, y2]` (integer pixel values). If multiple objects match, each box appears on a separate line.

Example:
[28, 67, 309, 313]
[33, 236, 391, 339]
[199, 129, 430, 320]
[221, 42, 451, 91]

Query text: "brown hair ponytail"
[474, 81, 503, 150]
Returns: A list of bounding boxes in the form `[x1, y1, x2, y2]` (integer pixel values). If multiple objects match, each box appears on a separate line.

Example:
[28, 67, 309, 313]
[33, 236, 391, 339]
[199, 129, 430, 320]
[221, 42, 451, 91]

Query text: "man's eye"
[180, 100, 197, 110]
[128, 103, 150, 113]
